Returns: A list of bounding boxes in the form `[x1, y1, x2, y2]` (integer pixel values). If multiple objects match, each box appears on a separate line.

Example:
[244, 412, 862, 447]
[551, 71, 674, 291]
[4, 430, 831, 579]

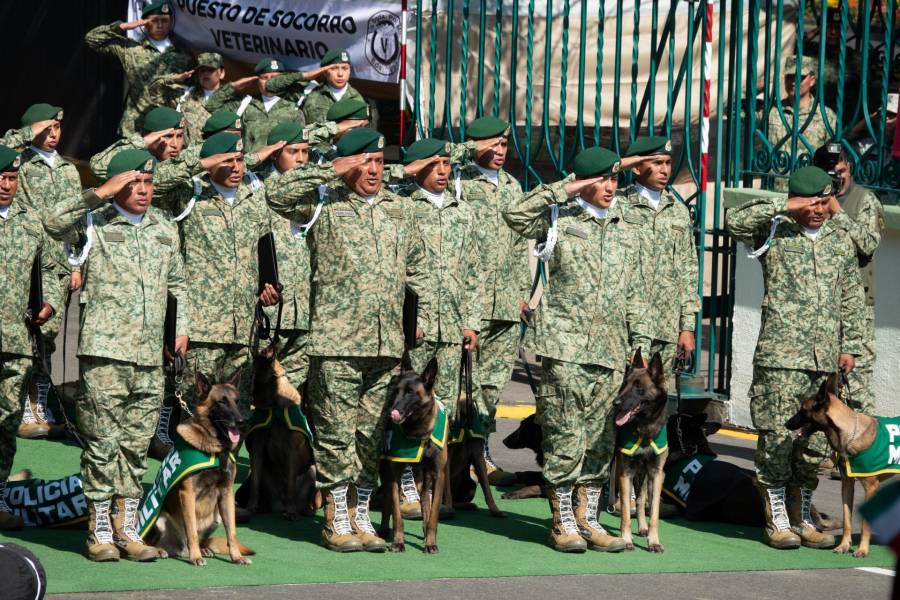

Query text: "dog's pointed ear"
[400, 350, 413, 373]
[421, 356, 438, 392]
[631, 347, 644, 369]
[825, 372, 841, 398]
[196, 372, 211, 399]
[227, 368, 243, 388]
[648, 352, 665, 381]
[815, 378, 832, 407]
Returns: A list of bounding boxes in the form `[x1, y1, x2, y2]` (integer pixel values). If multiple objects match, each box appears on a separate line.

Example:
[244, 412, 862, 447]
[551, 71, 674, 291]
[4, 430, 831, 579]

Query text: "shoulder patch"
[156, 236, 173, 246]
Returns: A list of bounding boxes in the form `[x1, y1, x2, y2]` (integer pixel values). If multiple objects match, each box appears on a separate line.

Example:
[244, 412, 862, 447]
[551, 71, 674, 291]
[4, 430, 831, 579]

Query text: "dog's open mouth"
[390, 409, 407, 425]
[227, 426, 241, 448]
[792, 423, 812, 440]
[615, 405, 641, 427]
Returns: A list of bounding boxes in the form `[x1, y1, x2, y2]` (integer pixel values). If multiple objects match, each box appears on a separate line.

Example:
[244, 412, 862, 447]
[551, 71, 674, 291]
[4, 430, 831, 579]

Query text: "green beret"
[326, 98, 369, 122]
[141, 1, 171, 17]
[21, 103, 63, 126]
[200, 132, 243, 158]
[784, 55, 817, 77]
[202, 110, 242, 137]
[254, 58, 285, 75]
[196, 52, 224, 69]
[466, 116, 510, 140]
[336, 128, 384, 157]
[572, 147, 621, 177]
[267, 122, 307, 146]
[143, 106, 184, 133]
[107, 149, 157, 179]
[321, 48, 351, 66]
[403, 138, 451, 164]
[788, 166, 833, 197]
[625, 136, 672, 157]
[0, 145, 21, 172]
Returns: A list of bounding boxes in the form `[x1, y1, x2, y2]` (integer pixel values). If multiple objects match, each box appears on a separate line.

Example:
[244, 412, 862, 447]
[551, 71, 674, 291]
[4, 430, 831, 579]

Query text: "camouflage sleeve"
[266, 163, 337, 222]
[831, 190, 884, 258]
[84, 21, 133, 61]
[44, 190, 106, 244]
[166, 228, 189, 339]
[1, 126, 32, 149]
[39, 232, 68, 314]
[449, 141, 478, 165]
[724, 196, 790, 246]
[145, 75, 183, 108]
[204, 82, 242, 113]
[839, 249, 866, 357]
[463, 218, 485, 332]
[90, 135, 144, 180]
[154, 146, 202, 196]
[309, 121, 338, 147]
[383, 163, 407, 184]
[677, 208, 700, 332]
[264, 71, 308, 97]
[502, 179, 568, 240]
[404, 203, 432, 327]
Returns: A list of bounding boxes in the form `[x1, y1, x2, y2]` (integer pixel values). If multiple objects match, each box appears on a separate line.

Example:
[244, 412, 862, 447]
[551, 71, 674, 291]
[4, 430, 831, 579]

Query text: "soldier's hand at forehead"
[619, 154, 658, 170]
[171, 69, 195, 83]
[29, 119, 56, 140]
[120, 17, 152, 31]
[304, 64, 340, 81]
[403, 155, 441, 177]
[143, 128, 176, 150]
[474, 137, 503, 154]
[563, 175, 606, 198]
[95, 170, 144, 199]
[254, 141, 286, 164]
[336, 119, 370, 134]
[232, 75, 260, 91]
[199, 151, 243, 172]
[332, 153, 369, 176]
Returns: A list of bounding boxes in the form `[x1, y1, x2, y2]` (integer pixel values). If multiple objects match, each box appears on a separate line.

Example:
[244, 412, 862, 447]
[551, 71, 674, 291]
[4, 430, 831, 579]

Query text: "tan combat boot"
[0, 483, 24, 531]
[574, 484, 626, 552]
[112, 497, 165, 561]
[349, 485, 387, 552]
[484, 438, 516, 486]
[321, 484, 363, 552]
[33, 378, 65, 438]
[85, 499, 119, 562]
[399, 466, 422, 520]
[547, 485, 588, 553]
[758, 484, 801, 549]
[17, 389, 49, 439]
[787, 485, 836, 549]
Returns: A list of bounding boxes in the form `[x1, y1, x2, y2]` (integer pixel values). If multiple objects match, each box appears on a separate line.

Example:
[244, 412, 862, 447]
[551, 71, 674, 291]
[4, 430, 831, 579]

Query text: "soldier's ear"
[196, 372, 211, 399]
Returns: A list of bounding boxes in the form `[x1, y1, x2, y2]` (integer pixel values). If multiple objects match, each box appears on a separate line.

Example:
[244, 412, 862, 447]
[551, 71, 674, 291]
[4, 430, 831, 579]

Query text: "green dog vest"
[617, 422, 668, 456]
[662, 454, 715, 507]
[845, 416, 900, 478]
[246, 404, 314, 442]
[383, 403, 449, 463]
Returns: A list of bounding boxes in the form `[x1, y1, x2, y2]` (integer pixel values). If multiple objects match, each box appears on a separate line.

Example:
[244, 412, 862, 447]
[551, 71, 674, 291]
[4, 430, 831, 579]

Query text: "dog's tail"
[203, 537, 256, 556]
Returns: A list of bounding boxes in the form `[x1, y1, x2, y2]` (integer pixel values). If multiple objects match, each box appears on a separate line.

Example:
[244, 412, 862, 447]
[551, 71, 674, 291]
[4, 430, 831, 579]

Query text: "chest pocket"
[104, 231, 126, 243]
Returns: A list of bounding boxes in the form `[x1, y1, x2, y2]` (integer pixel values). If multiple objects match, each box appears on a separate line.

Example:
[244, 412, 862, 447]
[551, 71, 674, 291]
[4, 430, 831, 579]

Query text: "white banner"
[128, 0, 404, 83]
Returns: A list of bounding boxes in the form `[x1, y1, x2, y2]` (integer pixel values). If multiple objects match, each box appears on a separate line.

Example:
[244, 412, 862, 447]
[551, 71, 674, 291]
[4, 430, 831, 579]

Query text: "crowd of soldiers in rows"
[0, 0, 886, 561]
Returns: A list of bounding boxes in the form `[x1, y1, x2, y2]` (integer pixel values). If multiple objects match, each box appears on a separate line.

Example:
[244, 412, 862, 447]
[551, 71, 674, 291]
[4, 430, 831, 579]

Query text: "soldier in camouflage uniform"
[89, 106, 186, 181]
[267, 128, 429, 553]
[306, 98, 372, 163]
[504, 147, 650, 553]
[726, 166, 864, 550]
[206, 58, 307, 153]
[0, 145, 60, 531]
[145, 52, 227, 144]
[618, 136, 699, 374]
[45, 149, 187, 562]
[84, 1, 195, 137]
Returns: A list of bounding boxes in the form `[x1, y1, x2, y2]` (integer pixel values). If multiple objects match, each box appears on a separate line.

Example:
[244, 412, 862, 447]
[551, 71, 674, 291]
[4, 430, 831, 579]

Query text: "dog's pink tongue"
[390, 409, 402, 423]
[227, 426, 241, 447]
[615, 406, 639, 427]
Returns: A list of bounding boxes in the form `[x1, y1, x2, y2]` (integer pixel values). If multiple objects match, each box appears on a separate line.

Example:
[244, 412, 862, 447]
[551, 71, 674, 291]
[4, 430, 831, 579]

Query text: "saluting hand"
[403, 155, 441, 177]
[30, 119, 55, 141]
[199, 151, 243, 172]
[619, 154, 657, 170]
[171, 69, 195, 83]
[254, 141, 286, 164]
[563, 175, 606, 198]
[143, 128, 176, 153]
[303, 64, 340, 81]
[96, 170, 143, 199]
[120, 18, 151, 31]
[232, 76, 259, 91]
[336, 119, 369, 135]
[332, 154, 369, 177]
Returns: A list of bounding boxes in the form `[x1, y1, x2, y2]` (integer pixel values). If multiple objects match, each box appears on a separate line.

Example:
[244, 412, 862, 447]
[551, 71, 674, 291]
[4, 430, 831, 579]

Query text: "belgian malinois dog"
[379, 357, 448, 553]
[613, 349, 669, 553]
[499, 414, 546, 500]
[786, 372, 896, 557]
[145, 371, 253, 566]
[243, 346, 316, 520]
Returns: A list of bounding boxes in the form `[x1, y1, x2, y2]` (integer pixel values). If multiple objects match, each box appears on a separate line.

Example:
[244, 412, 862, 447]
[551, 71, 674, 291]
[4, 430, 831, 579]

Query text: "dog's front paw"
[190, 557, 208, 567]
[649, 543, 665, 554]
[155, 549, 169, 559]
[232, 556, 252, 565]
[201, 547, 215, 558]
[390, 542, 406, 553]
[833, 543, 851, 555]
[424, 544, 439, 554]
[853, 548, 869, 558]
[624, 542, 635, 552]
[490, 509, 507, 518]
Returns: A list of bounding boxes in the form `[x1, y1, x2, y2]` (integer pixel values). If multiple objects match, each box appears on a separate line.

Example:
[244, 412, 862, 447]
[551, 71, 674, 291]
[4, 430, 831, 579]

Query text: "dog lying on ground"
[786, 372, 899, 557]
[379, 357, 448, 553]
[144, 371, 253, 566]
[613, 350, 669, 553]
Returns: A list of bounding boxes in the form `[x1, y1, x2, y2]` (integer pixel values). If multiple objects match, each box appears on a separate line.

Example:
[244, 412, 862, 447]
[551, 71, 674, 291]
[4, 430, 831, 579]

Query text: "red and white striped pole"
[699, 0, 713, 193]
[398, 0, 409, 149]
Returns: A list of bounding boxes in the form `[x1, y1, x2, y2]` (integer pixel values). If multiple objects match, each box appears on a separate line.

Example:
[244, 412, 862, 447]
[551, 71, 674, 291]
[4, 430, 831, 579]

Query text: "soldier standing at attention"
[0, 145, 60, 530]
[146, 52, 227, 144]
[504, 147, 650, 553]
[267, 128, 429, 553]
[618, 136, 699, 371]
[726, 166, 864, 550]
[45, 149, 188, 562]
[85, 0, 195, 137]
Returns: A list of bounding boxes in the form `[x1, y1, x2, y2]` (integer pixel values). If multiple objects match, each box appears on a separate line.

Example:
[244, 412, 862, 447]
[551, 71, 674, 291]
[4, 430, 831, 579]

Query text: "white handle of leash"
[533, 204, 559, 262]
[746, 215, 788, 259]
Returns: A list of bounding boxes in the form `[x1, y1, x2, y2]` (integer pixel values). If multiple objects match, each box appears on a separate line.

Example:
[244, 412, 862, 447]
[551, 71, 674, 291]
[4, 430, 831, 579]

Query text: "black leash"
[458, 336, 475, 430]
[834, 367, 861, 410]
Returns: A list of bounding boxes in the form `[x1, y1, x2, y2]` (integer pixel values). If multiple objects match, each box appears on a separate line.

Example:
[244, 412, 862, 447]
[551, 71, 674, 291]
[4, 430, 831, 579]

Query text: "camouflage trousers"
[276, 330, 310, 392]
[844, 308, 875, 415]
[307, 356, 400, 489]
[0, 354, 31, 483]
[410, 340, 464, 422]
[536, 357, 624, 487]
[750, 367, 829, 489]
[474, 320, 519, 434]
[180, 342, 253, 412]
[78, 356, 162, 501]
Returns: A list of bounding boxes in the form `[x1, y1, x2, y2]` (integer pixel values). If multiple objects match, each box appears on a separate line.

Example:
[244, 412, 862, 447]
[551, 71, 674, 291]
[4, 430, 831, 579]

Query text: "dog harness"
[246, 404, 314, 442]
[137, 435, 228, 538]
[3, 474, 88, 527]
[661, 453, 715, 507]
[845, 416, 900, 478]
[382, 403, 449, 463]
[617, 423, 668, 456]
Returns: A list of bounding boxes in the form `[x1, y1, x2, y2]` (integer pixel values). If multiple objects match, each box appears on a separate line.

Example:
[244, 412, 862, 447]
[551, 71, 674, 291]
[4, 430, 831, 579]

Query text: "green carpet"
[1, 437, 893, 594]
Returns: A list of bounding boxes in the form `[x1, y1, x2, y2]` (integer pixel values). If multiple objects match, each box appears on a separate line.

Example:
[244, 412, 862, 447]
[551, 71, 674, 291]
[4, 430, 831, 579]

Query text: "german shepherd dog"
[500, 414, 546, 500]
[613, 350, 669, 552]
[242, 346, 316, 520]
[379, 357, 448, 553]
[145, 371, 253, 566]
[786, 372, 895, 557]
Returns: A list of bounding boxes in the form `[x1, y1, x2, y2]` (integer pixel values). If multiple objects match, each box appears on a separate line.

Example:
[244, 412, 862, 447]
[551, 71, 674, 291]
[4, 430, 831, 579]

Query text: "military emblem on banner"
[365, 11, 401, 77]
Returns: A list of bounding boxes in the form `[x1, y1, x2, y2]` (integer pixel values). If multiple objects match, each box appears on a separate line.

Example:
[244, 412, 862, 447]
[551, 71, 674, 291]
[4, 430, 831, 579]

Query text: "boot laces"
[35, 381, 54, 423]
[767, 487, 791, 531]
[93, 500, 114, 544]
[800, 488, 816, 528]
[21, 395, 37, 424]
[400, 466, 420, 504]
[584, 486, 607, 533]
[0, 483, 12, 513]
[557, 486, 580, 535]
[354, 487, 377, 534]
[155, 407, 174, 445]
[330, 485, 353, 535]
[483, 438, 498, 470]
[122, 498, 144, 542]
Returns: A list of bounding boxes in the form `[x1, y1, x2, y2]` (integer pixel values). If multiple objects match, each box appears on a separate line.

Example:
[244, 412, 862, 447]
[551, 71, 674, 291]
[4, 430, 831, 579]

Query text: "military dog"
[786, 372, 897, 557]
[500, 414, 545, 500]
[613, 350, 669, 552]
[379, 357, 448, 553]
[145, 371, 253, 566]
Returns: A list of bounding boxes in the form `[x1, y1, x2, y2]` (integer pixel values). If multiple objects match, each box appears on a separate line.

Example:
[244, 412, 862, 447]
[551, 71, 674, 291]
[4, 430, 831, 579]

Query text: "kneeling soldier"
[45, 149, 188, 561]
[726, 166, 864, 550]
[504, 148, 650, 553]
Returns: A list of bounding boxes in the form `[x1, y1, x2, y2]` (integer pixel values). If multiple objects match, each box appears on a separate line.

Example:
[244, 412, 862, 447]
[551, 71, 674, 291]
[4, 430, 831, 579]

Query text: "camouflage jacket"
[261, 74, 377, 130]
[617, 184, 699, 343]
[45, 191, 186, 367]
[504, 179, 651, 370]
[89, 134, 146, 180]
[145, 78, 215, 145]
[206, 82, 305, 153]
[0, 203, 61, 358]
[266, 164, 430, 358]
[257, 165, 311, 332]
[84, 23, 195, 137]
[399, 185, 483, 343]
[834, 183, 884, 306]
[725, 196, 865, 370]
[760, 100, 837, 191]
[457, 165, 531, 323]
[154, 173, 271, 345]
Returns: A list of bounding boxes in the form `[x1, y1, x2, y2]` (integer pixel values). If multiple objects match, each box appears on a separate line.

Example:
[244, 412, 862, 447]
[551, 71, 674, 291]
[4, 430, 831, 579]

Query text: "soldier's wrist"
[83, 188, 107, 209]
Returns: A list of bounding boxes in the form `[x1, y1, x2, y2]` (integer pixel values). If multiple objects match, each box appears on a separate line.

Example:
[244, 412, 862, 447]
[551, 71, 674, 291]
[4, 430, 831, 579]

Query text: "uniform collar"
[327, 85, 350, 101]
[112, 202, 145, 225]
[574, 195, 616, 220]
[29, 145, 58, 168]
[414, 184, 450, 209]
[473, 164, 500, 186]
